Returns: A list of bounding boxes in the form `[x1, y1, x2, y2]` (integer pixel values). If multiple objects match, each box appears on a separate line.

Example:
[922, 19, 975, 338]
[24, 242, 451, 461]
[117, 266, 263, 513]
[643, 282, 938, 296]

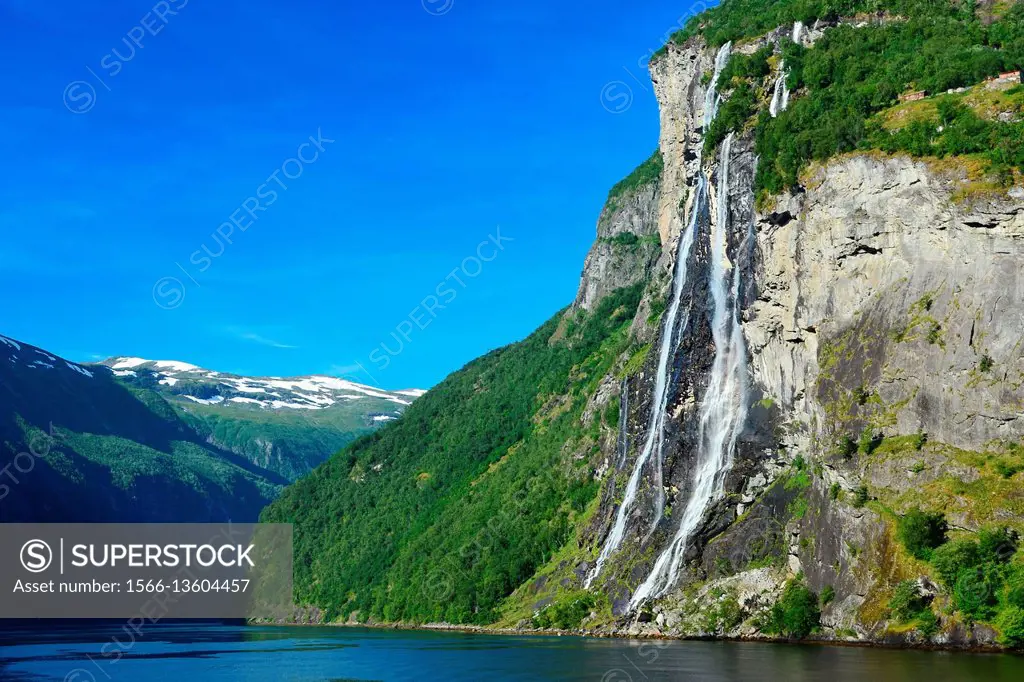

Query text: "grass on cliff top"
[756, 8, 1024, 194]
[878, 84, 1024, 130]
[606, 150, 663, 206]
[659, 0, 1002, 50]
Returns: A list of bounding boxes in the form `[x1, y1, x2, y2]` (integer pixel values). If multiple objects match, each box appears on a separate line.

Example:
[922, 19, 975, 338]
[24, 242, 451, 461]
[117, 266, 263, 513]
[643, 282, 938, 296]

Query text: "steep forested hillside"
[263, 285, 646, 623]
[266, 0, 1024, 650]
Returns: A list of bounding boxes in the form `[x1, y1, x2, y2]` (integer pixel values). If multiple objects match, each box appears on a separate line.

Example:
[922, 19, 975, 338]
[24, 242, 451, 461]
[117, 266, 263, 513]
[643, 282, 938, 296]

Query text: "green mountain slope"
[262, 0, 1024, 651]
[100, 358, 421, 480]
[0, 336, 285, 522]
[262, 284, 645, 623]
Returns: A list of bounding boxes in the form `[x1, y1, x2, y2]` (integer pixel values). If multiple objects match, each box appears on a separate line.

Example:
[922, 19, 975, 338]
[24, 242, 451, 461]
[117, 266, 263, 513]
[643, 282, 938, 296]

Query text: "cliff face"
[263, 5, 1024, 647]
[564, 29, 1024, 647]
[574, 182, 662, 311]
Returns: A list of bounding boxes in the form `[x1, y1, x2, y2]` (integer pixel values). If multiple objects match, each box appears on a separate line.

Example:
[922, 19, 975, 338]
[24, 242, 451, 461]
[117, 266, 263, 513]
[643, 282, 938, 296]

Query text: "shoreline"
[268, 619, 1015, 655]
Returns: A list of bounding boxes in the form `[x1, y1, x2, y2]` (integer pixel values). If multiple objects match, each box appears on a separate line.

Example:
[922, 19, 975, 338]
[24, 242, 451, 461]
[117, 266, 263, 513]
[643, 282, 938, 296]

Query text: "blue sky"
[0, 0, 699, 389]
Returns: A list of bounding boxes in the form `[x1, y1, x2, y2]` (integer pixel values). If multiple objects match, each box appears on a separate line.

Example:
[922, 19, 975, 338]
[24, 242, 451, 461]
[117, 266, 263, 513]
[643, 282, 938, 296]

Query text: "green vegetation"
[980, 354, 995, 373]
[894, 519, 1024, 640]
[837, 433, 858, 458]
[821, 584, 836, 606]
[859, 429, 883, 455]
[531, 590, 602, 629]
[997, 606, 1024, 647]
[897, 508, 948, 560]
[599, 231, 661, 250]
[892, 577, 933, 622]
[263, 284, 646, 624]
[606, 232, 639, 247]
[705, 80, 759, 154]
[0, 349, 284, 524]
[754, 7, 1024, 194]
[704, 46, 775, 154]
[179, 405, 376, 480]
[764, 577, 821, 638]
[606, 151, 664, 205]
[700, 586, 745, 633]
[620, 343, 652, 377]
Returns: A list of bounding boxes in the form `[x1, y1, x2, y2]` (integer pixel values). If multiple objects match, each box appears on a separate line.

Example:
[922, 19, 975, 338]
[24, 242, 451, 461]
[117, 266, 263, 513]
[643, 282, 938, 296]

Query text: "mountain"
[0, 335, 422, 523]
[98, 357, 424, 480]
[0, 335, 284, 522]
[264, 0, 1024, 650]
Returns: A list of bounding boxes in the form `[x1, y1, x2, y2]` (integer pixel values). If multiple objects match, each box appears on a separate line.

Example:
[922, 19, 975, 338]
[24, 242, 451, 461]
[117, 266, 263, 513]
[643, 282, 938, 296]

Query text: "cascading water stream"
[629, 133, 750, 609]
[586, 40, 736, 591]
[770, 23, 802, 117]
[769, 60, 788, 118]
[584, 174, 706, 589]
[703, 42, 733, 129]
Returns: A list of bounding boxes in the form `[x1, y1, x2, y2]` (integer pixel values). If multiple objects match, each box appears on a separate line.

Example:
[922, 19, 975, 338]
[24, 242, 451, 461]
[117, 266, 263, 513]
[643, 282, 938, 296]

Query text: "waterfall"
[769, 60, 788, 118]
[770, 21, 802, 118]
[703, 42, 733, 129]
[586, 41, 736, 592]
[584, 174, 707, 589]
[615, 378, 630, 468]
[629, 133, 750, 609]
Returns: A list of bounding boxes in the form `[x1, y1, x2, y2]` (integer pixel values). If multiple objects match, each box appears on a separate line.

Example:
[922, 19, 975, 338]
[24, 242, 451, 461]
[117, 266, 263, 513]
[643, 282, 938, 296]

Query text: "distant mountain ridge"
[99, 356, 424, 412]
[93, 356, 423, 480]
[0, 334, 423, 522]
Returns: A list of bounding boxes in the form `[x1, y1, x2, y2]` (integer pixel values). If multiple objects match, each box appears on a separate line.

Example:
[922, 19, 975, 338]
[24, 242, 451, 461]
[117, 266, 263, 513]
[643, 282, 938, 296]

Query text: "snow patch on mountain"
[65, 361, 94, 378]
[99, 356, 425, 412]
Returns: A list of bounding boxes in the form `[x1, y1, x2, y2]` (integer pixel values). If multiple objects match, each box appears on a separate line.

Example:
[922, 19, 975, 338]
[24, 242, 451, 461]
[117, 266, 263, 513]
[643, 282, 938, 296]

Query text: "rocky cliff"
[266, 1, 1024, 650]
[555, 20, 1024, 648]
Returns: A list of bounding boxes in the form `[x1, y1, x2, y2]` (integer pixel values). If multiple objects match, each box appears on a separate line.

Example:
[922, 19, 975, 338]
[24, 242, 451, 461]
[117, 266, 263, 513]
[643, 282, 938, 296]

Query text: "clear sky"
[0, 0, 700, 390]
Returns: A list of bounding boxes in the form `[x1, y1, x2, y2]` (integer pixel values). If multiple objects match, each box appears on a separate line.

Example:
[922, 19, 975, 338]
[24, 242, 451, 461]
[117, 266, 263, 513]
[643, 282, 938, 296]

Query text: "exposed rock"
[574, 184, 662, 311]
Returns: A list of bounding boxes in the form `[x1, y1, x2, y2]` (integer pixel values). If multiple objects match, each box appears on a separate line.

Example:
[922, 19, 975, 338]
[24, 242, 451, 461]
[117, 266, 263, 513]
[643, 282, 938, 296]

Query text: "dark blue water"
[1, 624, 1022, 681]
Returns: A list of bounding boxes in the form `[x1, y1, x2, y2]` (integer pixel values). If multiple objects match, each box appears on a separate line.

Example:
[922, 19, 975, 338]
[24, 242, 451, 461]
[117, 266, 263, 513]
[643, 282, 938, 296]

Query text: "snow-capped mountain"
[0, 335, 425, 486]
[101, 356, 424, 414]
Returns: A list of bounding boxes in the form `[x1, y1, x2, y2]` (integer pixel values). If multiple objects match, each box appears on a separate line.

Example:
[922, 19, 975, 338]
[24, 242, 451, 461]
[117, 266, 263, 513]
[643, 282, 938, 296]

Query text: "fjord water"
[2, 625, 1023, 681]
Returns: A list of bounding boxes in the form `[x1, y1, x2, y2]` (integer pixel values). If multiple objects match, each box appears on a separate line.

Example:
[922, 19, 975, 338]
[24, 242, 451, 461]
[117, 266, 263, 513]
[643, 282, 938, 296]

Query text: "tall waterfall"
[769, 60, 788, 118]
[586, 43, 735, 589]
[769, 22, 802, 118]
[630, 133, 750, 609]
[703, 42, 733, 129]
[584, 174, 706, 589]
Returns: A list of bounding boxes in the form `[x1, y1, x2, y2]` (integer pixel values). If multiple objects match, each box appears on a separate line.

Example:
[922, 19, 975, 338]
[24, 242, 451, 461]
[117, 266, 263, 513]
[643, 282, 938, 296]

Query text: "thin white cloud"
[223, 326, 298, 349]
[239, 332, 297, 349]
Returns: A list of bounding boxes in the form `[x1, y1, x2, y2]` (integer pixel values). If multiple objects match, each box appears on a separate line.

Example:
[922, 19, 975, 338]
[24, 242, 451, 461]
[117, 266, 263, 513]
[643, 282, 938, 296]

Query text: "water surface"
[1, 624, 1022, 681]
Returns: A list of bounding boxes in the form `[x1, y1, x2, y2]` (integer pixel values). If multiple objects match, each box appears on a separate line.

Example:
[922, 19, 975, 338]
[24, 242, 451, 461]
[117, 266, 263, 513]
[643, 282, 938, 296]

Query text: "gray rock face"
[574, 184, 662, 311]
[751, 154, 1024, 455]
[576, 32, 1024, 647]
